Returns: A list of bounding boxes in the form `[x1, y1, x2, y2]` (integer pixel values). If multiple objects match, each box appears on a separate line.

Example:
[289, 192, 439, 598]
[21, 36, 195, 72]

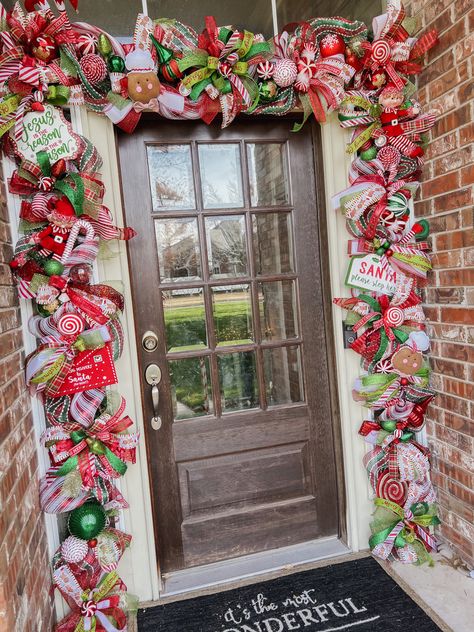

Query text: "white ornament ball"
[61, 535, 88, 564]
[272, 58, 298, 88]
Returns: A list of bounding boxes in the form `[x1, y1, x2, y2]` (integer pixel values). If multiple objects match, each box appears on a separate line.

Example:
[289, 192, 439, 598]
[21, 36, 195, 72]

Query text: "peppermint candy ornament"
[272, 59, 298, 88]
[377, 471, 408, 504]
[385, 306, 405, 327]
[256, 61, 274, 80]
[61, 535, 88, 564]
[80, 54, 108, 85]
[57, 313, 85, 337]
[371, 39, 391, 65]
[76, 34, 98, 57]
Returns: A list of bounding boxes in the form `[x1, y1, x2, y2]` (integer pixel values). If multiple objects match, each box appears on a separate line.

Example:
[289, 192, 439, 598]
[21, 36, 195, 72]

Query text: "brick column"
[0, 164, 55, 628]
[405, 0, 473, 565]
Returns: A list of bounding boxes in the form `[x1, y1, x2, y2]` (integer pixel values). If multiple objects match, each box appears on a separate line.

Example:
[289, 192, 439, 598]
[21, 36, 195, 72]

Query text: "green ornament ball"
[68, 501, 106, 540]
[381, 420, 397, 432]
[108, 54, 125, 73]
[375, 247, 386, 256]
[42, 259, 64, 277]
[98, 33, 113, 58]
[360, 146, 378, 161]
[259, 80, 278, 102]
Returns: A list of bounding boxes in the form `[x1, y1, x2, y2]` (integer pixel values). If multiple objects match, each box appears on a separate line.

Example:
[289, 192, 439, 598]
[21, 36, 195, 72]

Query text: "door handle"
[145, 364, 163, 430]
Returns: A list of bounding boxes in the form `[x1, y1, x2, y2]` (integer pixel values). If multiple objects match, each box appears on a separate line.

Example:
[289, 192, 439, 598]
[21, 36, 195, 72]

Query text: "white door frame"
[5, 107, 372, 607]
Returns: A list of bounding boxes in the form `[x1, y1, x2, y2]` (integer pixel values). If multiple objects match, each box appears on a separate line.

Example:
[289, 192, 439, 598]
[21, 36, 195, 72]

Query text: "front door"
[118, 118, 340, 578]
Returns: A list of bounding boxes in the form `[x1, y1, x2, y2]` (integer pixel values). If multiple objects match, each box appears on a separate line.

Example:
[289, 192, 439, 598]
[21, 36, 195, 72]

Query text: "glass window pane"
[169, 357, 213, 419]
[147, 145, 195, 211]
[155, 218, 201, 282]
[198, 144, 244, 209]
[212, 286, 253, 347]
[253, 213, 294, 275]
[247, 143, 289, 207]
[148, 0, 274, 38]
[258, 281, 298, 341]
[264, 346, 304, 406]
[277, 0, 383, 30]
[206, 216, 248, 278]
[218, 351, 258, 413]
[163, 288, 207, 352]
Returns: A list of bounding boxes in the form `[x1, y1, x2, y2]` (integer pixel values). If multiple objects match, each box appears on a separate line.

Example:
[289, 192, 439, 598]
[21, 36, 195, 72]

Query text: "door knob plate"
[145, 363, 162, 385]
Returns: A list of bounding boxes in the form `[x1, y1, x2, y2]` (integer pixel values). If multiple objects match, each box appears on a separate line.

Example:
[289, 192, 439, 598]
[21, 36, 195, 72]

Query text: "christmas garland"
[0, 0, 440, 629]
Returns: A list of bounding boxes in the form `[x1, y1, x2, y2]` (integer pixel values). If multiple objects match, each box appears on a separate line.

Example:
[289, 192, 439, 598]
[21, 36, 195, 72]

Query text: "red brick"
[438, 269, 474, 286]
[440, 307, 474, 325]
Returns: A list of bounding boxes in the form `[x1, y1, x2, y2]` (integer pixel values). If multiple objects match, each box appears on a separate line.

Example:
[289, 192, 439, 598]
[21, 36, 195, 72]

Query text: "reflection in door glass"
[247, 143, 289, 207]
[264, 346, 304, 406]
[218, 352, 258, 413]
[198, 144, 244, 209]
[163, 288, 207, 352]
[212, 286, 253, 347]
[169, 357, 213, 419]
[253, 213, 294, 275]
[258, 281, 298, 341]
[155, 218, 201, 282]
[206, 215, 248, 278]
[147, 145, 196, 211]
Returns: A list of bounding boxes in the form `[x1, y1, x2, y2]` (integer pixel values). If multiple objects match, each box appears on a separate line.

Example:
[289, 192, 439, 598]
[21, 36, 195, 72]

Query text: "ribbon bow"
[54, 568, 128, 632]
[42, 397, 138, 489]
[178, 16, 269, 125]
[353, 369, 433, 410]
[369, 498, 439, 563]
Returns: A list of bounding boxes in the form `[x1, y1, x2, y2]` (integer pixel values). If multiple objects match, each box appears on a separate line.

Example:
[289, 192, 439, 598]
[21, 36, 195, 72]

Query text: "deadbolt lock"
[142, 330, 158, 352]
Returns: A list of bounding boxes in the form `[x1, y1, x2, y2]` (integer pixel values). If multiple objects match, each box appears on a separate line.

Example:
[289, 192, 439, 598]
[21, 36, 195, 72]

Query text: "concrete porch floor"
[130, 547, 474, 632]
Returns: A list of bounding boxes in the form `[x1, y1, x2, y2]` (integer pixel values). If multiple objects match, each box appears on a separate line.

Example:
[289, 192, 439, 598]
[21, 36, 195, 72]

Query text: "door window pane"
[169, 357, 213, 419]
[258, 281, 298, 341]
[277, 0, 383, 30]
[253, 213, 294, 275]
[247, 143, 289, 207]
[155, 218, 201, 282]
[163, 288, 207, 352]
[198, 144, 244, 209]
[148, 0, 274, 39]
[212, 286, 253, 347]
[147, 145, 196, 211]
[218, 351, 258, 413]
[264, 346, 304, 406]
[206, 216, 248, 278]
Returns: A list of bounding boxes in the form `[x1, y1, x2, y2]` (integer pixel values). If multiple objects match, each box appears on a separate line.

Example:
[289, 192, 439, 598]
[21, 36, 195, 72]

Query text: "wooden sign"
[345, 254, 397, 295]
[12, 103, 81, 163]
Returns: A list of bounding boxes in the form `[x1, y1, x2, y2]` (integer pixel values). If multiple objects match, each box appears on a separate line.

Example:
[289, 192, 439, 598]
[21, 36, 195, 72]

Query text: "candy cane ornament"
[61, 219, 96, 264]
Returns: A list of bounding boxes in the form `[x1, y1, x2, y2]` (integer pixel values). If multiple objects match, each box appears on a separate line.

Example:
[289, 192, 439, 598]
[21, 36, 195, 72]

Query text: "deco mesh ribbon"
[1, 0, 440, 628]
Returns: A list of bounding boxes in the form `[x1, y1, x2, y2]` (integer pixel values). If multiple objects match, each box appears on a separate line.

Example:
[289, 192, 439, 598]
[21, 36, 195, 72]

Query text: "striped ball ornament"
[272, 59, 297, 88]
[80, 54, 108, 85]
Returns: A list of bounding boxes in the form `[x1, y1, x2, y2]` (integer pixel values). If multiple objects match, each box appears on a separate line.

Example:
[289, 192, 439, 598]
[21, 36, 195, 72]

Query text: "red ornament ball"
[88, 538, 98, 548]
[80, 54, 108, 85]
[69, 263, 93, 285]
[400, 377, 409, 387]
[385, 248, 394, 257]
[319, 33, 345, 58]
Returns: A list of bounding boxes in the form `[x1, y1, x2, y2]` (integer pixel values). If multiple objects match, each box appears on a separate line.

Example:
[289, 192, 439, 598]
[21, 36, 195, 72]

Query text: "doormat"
[137, 556, 442, 631]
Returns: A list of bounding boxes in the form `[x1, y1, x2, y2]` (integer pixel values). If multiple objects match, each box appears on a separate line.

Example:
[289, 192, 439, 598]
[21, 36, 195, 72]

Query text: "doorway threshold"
[160, 536, 350, 598]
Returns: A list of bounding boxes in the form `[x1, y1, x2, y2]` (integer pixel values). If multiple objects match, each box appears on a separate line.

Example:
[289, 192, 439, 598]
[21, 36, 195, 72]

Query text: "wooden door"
[118, 118, 340, 576]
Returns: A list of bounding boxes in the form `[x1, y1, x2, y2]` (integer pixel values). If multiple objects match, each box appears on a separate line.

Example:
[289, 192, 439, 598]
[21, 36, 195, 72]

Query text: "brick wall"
[0, 166, 55, 629]
[406, 0, 474, 566]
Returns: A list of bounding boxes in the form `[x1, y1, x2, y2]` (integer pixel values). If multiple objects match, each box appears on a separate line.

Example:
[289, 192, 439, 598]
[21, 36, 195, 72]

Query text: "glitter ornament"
[272, 59, 297, 88]
[61, 535, 88, 563]
[69, 263, 93, 285]
[42, 259, 65, 277]
[319, 33, 345, 58]
[256, 61, 274, 80]
[80, 54, 108, 85]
